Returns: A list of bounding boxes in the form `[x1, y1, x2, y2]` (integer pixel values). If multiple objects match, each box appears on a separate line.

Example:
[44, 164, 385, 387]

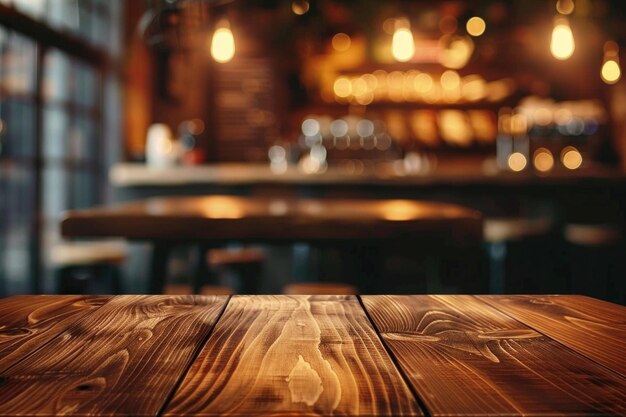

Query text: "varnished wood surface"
[0, 295, 227, 417]
[479, 294, 626, 377]
[362, 295, 626, 416]
[0, 295, 110, 373]
[61, 195, 481, 243]
[110, 162, 626, 188]
[164, 295, 422, 416]
[0, 295, 625, 416]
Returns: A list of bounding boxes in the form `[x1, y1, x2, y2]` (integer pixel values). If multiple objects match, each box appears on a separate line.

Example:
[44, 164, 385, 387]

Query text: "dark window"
[0, 0, 122, 295]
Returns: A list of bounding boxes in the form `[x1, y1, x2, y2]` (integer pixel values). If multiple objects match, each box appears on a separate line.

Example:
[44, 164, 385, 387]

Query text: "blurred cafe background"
[0, 0, 625, 303]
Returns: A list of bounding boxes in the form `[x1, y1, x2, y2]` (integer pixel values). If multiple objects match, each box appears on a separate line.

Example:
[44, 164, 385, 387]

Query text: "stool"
[51, 241, 128, 294]
[564, 224, 624, 304]
[282, 282, 358, 295]
[483, 217, 554, 294]
[206, 248, 264, 294]
[164, 284, 234, 295]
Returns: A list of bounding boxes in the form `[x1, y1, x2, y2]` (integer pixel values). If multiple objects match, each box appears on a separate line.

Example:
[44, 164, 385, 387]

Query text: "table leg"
[193, 243, 216, 293]
[149, 242, 172, 294]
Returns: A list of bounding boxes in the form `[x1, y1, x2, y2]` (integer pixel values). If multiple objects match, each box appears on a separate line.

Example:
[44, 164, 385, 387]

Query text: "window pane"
[45, 0, 80, 33]
[42, 163, 67, 220]
[76, 1, 92, 40]
[73, 60, 97, 109]
[0, 99, 35, 158]
[70, 168, 96, 209]
[0, 33, 37, 95]
[43, 49, 71, 103]
[43, 106, 69, 159]
[106, 0, 122, 57]
[69, 117, 96, 161]
[0, 162, 35, 295]
[13, 0, 46, 20]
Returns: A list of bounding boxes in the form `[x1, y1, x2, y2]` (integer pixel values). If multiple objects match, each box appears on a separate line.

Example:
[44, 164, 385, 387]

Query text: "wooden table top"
[61, 195, 481, 243]
[0, 294, 624, 416]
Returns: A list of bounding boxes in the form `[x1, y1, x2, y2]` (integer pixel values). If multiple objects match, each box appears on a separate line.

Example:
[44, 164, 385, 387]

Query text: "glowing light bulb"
[556, 0, 575, 15]
[466, 17, 486, 37]
[508, 152, 527, 172]
[211, 21, 235, 63]
[533, 148, 554, 172]
[291, 0, 309, 15]
[332, 33, 351, 52]
[392, 21, 415, 62]
[601, 42, 621, 85]
[601, 60, 621, 84]
[561, 146, 582, 170]
[550, 18, 575, 60]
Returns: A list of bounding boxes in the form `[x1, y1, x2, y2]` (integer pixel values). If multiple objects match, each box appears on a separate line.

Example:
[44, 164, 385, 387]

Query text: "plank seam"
[357, 295, 432, 417]
[473, 295, 626, 380]
[156, 294, 233, 417]
[0, 295, 114, 374]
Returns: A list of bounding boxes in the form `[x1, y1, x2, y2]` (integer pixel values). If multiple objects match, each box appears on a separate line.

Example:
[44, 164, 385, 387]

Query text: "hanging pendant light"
[550, 16, 575, 60]
[601, 41, 621, 84]
[391, 18, 415, 62]
[211, 19, 235, 63]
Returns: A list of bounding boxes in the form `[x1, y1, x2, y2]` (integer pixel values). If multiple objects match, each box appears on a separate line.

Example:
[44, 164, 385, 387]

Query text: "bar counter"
[111, 162, 626, 188]
[110, 162, 626, 226]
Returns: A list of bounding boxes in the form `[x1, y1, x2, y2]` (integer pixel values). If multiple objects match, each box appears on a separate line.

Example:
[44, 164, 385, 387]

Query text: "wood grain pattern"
[0, 295, 110, 373]
[164, 295, 422, 416]
[0, 295, 228, 417]
[362, 295, 626, 416]
[479, 294, 626, 377]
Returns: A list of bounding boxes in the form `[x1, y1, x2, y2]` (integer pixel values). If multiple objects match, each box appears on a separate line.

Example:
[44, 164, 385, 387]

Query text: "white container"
[145, 123, 178, 167]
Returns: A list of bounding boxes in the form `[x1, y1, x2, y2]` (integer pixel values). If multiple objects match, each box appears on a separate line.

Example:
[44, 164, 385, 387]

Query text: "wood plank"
[0, 295, 228, 417]
[362, 295, 626, 416]
[479, 294, 626, 377]
[0, 295, 110, 373]
[163, 295, 422, 416]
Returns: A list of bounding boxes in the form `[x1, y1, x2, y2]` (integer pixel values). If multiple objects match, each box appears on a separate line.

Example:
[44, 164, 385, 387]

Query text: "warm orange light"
[440, 70, 460, 90]
[556, 0, 575, 15]
[561, 146, 582, 169]
[332, 33, 351, 52]
[361, 74, 378, 91]
[333, 77, 352, 98]
[461, 76, 486, 101]
[291, 0, 309, 15]
[508, 152, 527, 172]
[601, 43, 621, 85]
[201, 197, 244, 219]
[466, 17, 486, 37]
[533, 148, 554, 172]
[510, 114, 528, 135]
[438, 35, 474, 69]
[351, 77, 368, 97]
[392, 20, 415, 62]
[550, 17, 575, 60]
[210, 21, 235, 63]
[414, 73, 433, 93]
[381, 200, 421, 221]
[601, 60, 621, 84]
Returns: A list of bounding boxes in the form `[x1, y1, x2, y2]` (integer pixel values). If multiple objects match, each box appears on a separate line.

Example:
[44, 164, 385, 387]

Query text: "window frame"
[0, 2, 117, 294]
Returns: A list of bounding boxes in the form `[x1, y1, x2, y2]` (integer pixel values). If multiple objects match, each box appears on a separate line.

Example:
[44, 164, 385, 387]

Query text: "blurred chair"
[483, 217, 556, 294]
[564, 223, 624, 304]
[207, 247, 265, 294]
[282, 282, 358, 295]
[51, 241, 128, 294]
